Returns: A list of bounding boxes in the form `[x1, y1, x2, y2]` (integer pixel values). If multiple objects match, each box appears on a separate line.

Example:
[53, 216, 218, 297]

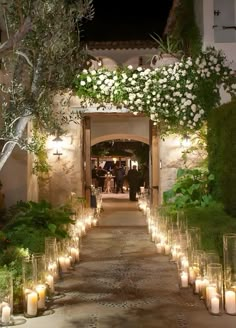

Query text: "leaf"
[47, 224, 56, 233]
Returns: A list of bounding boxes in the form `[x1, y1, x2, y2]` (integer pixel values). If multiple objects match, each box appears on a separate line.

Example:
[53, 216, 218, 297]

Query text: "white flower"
[82, 69, 88, 74]
[191, 104, 197, 112]
[87, 77, 92, 83]
[128, 65, 133, 70]
[80, 81, 86, 86]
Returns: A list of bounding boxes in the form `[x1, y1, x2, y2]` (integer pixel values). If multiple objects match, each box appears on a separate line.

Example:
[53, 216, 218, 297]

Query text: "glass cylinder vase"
[0, 272, 13, 325]
[223, 233, 236, 315]
[22, 257, 38, 318]
[206, 263, 223, 315]
[32, 254, 47, 311]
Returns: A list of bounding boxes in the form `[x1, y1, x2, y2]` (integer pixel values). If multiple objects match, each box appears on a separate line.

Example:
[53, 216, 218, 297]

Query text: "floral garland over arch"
[74, 47, 236, 135]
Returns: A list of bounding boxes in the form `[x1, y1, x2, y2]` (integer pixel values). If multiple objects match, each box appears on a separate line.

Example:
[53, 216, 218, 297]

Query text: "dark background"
[81, 0, 173, 41]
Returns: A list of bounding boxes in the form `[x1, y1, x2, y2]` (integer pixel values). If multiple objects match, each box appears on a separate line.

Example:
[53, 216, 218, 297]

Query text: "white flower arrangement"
[74, 47, 236, 134]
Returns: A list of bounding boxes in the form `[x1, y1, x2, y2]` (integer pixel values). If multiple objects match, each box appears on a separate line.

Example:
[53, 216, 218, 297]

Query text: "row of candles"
[0, 189, 102, 325]
[138, 193, 236, 316]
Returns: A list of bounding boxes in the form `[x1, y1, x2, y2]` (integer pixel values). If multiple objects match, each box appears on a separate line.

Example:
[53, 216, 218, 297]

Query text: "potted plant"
[150, 33, 184, 68]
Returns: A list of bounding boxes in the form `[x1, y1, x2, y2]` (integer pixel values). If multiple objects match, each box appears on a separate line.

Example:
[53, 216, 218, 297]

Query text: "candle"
[1, 304, 11, 324]
[164, 244, 171, 255]
[59, 256, 67, 272]
[180, 271, 188, 288]
[195, 278, 202, 294]
[206, 286, 217, 307]
[225, 290, 236, 314]
[65, 257, 71, 269]
[188, 267, 196, 284]
[156, 243, 163, 254]
[46, 274, 54, 293]
[27, 291, 38, 316]
[35, 284, 46, 309]
[211, 296, 220, 314]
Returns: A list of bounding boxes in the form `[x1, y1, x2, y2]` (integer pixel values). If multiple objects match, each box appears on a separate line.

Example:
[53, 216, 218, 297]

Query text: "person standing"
[115, 165, 125, 193]
[127, 165, 140, 201]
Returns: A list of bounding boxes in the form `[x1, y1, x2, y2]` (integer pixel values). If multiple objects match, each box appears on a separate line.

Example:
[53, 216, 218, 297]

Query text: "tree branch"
[0, 17, 32, 56]
[15, 50, 33, 67]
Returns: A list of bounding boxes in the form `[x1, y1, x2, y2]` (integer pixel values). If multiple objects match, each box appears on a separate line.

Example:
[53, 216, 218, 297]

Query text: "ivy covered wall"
[207, 101, 236, 217]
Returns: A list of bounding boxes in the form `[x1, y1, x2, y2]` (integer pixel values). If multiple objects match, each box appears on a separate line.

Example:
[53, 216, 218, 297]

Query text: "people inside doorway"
[140, 163, 149, 190]
[92, 165, 98, 187]
[96, 166, 107, 192]
[127, 165, 141, 201]
[115, 165, 125, 193]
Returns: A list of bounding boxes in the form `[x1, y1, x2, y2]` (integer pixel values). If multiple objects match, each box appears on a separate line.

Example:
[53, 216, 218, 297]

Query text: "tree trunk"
[0, 116, 30, 171]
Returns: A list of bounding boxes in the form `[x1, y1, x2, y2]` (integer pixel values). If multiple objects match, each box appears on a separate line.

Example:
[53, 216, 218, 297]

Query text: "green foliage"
[3, 200, 74, 253]
[27, 127, 51, 175]
[207, 101, 236, 217]
[0, 247, 29, 311]
[181, 124, 208, 168]
[167, 0, 202, 57]
[0, 0, 94, 160]
[150, 33, 184, 57]
[184, 203, 236, 261]
[163, 168, 214, 209]
[74, 47, 236, 135]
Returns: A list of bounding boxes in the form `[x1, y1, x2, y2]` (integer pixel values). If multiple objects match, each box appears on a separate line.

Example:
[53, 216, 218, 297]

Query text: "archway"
[83, 114, 160, 207]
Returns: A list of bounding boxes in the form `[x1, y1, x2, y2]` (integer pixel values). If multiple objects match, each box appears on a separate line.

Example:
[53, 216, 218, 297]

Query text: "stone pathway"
[21, 195, 236, 327]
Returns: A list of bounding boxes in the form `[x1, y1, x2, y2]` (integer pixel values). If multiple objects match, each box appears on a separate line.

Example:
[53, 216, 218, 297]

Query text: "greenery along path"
[23, 198, 236, 328]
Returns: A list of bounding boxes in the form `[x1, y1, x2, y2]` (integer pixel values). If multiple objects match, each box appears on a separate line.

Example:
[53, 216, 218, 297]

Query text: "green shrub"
[184, 203, 236, 261]
[3, 200, 74, 253]
[163, 168, 214, 209]
[207, 101, 236, 217]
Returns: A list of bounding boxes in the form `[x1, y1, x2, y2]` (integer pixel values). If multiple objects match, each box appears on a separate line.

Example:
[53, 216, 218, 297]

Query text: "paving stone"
[20, 195, 236, 327]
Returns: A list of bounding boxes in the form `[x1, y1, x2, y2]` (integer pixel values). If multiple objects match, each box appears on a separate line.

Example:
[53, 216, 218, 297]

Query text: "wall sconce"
[53, 133, 63, 159]
[181, 135, 191, 148]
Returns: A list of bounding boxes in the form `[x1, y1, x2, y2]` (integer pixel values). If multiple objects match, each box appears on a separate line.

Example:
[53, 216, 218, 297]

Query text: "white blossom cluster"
[74, 47, 236, 133]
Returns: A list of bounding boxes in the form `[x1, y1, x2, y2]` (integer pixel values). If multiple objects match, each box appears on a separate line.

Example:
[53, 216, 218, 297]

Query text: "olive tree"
[0, 0, 94, 171]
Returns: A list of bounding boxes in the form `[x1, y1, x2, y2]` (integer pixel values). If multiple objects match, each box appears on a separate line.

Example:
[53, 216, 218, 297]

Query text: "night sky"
[81, 0, 173, 42]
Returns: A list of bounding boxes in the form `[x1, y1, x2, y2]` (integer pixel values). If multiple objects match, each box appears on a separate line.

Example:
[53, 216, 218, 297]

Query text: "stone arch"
[91, 133, 149, 146]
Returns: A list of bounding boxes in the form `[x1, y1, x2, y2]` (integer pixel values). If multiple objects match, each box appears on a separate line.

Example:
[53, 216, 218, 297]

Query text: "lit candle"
[188, 266, 196, 284]
[206, 285, 217, 307]
[1, 304, 11, 324]
[180, 271, 189, 288]
[164, 244, 171, 255]
[27, 291, 38, 316]
[156, 243, 163, 254]
[65, 257, 71, 269]
[70, 247, 77, 263]
[211, 296, 220, 314]
[46, 274, 54, 293]
[195, 278, 202, 294]
[58, 256, 67, 272]
[225, 290, 236, 314]
[35, 284, 46, 309]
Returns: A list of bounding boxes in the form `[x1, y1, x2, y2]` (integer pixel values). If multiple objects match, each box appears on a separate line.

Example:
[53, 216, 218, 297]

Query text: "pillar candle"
[206, 285, 217, 307]
[180, 272, 189, 288]
[211, 296, 220, 314]
[27, 291, 38, 316]
[195, 278, 202, 294]
[164, 244, 171, 255]
[225, 290, 236, 314]
[35, 284, 46, 309]
[156, 243, 164, 254]
[46, 274, 54, 293]
[59, 256, 67, 272]
[1, 304, 11, 324]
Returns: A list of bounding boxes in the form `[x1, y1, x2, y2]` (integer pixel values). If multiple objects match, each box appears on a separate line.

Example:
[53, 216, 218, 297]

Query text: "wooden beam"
[84, 117, 91, 207]
[149, 121, 160, 207]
